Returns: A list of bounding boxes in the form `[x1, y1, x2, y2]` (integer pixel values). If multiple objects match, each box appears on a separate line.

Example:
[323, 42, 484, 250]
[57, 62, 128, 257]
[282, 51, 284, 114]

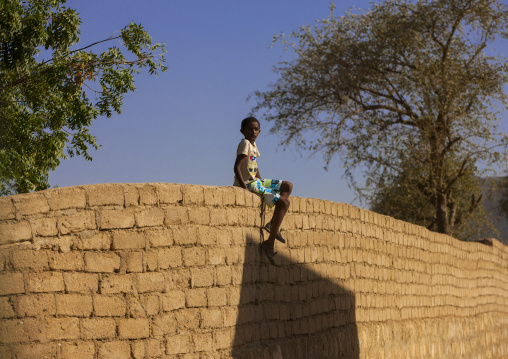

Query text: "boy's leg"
[266, 181, 293, 234]
[265, 181, 293, 254]
[279, 181, 293, 199]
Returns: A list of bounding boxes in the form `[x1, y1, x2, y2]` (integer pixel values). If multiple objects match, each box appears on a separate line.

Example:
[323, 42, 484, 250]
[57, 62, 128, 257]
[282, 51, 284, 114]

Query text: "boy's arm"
[234, 154, 248, 190]
[256, 169, 262, 180]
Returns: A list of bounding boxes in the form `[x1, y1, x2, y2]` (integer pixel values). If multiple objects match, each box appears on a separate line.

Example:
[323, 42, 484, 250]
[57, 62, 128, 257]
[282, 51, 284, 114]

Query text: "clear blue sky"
[49, 0, 507, 208]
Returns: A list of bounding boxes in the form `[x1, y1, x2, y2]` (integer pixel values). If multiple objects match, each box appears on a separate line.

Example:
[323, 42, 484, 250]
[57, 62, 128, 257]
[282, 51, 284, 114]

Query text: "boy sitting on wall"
[233, 116, 293, 265]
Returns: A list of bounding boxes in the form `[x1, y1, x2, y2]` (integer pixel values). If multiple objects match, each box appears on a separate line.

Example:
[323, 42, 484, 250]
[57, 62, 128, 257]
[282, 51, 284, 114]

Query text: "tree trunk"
[435, 193, 451, 235]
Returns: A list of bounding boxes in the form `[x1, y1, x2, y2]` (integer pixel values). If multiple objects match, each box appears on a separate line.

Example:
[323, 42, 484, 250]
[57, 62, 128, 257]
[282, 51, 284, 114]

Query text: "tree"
[252, 0, 508, 237]
[368, 156, 500, 240]
[499, 174, 508, 218]
[0, 0, 166, 195]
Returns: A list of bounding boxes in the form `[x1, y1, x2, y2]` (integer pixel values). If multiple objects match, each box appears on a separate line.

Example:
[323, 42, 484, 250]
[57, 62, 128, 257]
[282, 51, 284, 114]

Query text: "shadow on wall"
[231, 235, 359, 359]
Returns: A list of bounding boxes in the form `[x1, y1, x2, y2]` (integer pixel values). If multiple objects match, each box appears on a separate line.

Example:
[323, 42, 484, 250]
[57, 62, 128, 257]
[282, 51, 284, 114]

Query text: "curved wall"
[0, 183, 507, 358]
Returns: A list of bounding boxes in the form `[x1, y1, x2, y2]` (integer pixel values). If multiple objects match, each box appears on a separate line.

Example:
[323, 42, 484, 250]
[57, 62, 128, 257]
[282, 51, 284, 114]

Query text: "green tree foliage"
[0, 0, 166, 195]
[369, 156, 499, 240]
[252, 0, 508, 237]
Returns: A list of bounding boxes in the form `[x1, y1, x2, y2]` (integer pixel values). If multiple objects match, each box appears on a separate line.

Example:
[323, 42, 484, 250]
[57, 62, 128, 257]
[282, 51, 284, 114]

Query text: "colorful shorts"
[246, 179, 281, 208]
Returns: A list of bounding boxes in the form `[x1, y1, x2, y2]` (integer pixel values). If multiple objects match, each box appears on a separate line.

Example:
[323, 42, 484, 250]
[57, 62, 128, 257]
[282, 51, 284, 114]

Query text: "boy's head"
[240, 117, 261, 144]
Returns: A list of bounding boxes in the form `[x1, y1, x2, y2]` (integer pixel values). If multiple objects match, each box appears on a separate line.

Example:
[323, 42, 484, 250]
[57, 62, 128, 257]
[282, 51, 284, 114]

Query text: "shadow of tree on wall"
[231, 235, 359, 359]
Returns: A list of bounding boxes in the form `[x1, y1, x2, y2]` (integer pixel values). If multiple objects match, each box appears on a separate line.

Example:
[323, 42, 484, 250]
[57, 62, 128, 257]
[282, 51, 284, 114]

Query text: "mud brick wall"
[0, 183, 507, 359]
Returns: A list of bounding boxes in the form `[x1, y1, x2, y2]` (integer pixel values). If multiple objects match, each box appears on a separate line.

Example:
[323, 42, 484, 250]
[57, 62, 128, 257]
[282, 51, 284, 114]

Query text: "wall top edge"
[1, 182, 505, 251]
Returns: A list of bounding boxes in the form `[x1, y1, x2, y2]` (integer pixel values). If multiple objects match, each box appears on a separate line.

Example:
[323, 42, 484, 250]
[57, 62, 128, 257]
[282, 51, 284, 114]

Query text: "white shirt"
[233, 139, 260, 186]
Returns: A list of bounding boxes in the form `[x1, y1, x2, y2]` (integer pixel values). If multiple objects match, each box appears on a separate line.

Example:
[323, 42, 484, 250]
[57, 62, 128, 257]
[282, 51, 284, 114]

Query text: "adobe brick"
[181, 185, 204, 205]
[100, 208, 135, 229]
[183, 247, 206, 266]
[45, 317, 80, 340]
[58, 210, 96, 235]
[216, 227, 233, 245]
[135, 207, 165, 227]
[193, 332, 213, 352]
[223, 189, 236, 206]
[188, 207, 210, 225]
[146, 228, 173, 247]
[245, 191, 259, 207]
[158, 247, 182, 269]
[161, 291, 185, 311]
[33, 217, 58, 237]
[146, 250, 158, 271]
[15, 294, 56, 317]
[76, 231, 111, 250]
[11, 249, 49, 270]
[126, 251, 144, 272]
[166, 334, 190, 355]
[156, 183, 182, 204]
[13, 343, 59, 358]
[175, 308, 200, 330]
[207, 247, 226, 265]
[151, 313, 177, 337]
[197, 226, 217, 245]
[235, 188, 246, 206]
[215, 328, 233, 350]
[208, 287, 227, 307]
[230, 227, 245, 246]
[125, 185, 139, 206]
[165, 206, 189, 225]
[201, 308, 223, 328]
[13, 193, 49, 216]
[0, 253, 5, 271]
[26, 272, 64, 293]
[0, 297, 15, 318]
[56, 294, 93, 316]
[132, 340, 145, 359]
[216, 266, 232, 286]
[210, 208, 228, 226]
[223, 306, 238, 327]
[146, 339, 163, 357]
[173, 226, 197, 245]
[204, 187, 224, 206]
[98, 341, 131, 359]
[80, 318, 117, 339]
[0, 221, 32, 245]
[93, 295, 127, 316]
[191, 267, 214, 287]
[47, 187, 86, 210]
[226, 208, 242, 226]
[129, 296, 148, 318]
[48, 251, 84, 271]
[0, 196, 15, 220]
[145, 295, 161, 316]
[186, 288, 207, 307]
[228, 286, 241, 306]
[63, 272, 98, 294]
[248, 208, 261, 227]
[112, 229, 146, 249]
[0, 318, 38, 343]
[60, 342, 95, 359]
[136, 272, 166, 293]
[84, 252, 120, 273]
[118, 318, 150, 339]
[138, 184, 158, 205]
[100, 274, 133, 294]
[87, 183, 125, 206]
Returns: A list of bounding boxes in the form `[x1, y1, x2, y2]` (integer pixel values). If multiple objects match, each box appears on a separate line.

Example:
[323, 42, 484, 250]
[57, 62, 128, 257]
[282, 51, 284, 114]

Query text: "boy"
[233, 116, 293, 265]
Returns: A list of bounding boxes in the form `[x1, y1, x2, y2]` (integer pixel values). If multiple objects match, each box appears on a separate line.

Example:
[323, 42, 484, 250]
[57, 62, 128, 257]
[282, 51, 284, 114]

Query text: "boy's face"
[241, 121, 260, 144]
